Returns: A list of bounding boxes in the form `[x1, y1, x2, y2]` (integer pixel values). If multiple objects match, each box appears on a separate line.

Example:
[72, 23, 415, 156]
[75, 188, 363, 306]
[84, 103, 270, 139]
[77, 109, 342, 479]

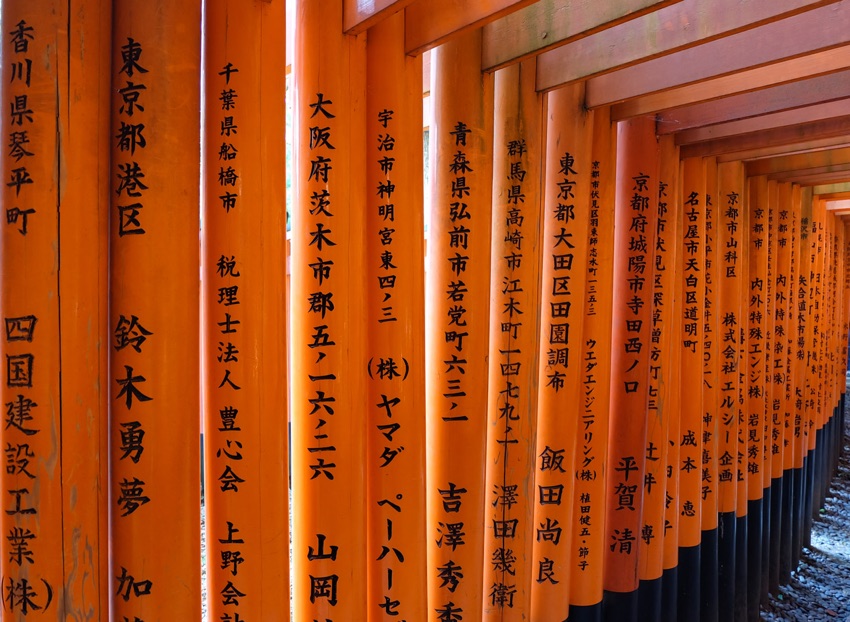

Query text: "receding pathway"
[762, 407, 850, 622]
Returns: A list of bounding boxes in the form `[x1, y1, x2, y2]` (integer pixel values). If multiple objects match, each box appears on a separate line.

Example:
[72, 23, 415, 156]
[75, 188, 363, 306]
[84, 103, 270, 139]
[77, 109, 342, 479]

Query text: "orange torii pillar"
[759, 181, 777, 606]
[426, 30, 493, 622]
[677, 156, 707, 622]
[364, 13, 427, 621]
[0, 1, 110, 616]
[638, 133, 680, 622]
[701, 157, 720, 622]
[570, 105, 617, 622]
[790, 188, 809, 573]
[484, 59, 541, 620]
[602, 116, 659, 622]
[660, 137, 684, 622]
[530, 82, 593, 622]
[804, 198, 826, 544]
[292, 0, 367, 619]
[745, 175, 769, 621]
[735, 177, 753, 622]
[110, 4, 201, 619]
[810, 199, 829, 519]
[800, 192, 817, 550]
[716, 160, 745, 622]
[768, 182, 793, 594]
[779, 185, 802, 585]
[202, 1, 289, 619]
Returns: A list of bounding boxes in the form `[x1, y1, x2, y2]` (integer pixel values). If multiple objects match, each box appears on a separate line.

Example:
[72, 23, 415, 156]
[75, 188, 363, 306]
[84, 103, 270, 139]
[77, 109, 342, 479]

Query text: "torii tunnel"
[3, 0, 850, 621]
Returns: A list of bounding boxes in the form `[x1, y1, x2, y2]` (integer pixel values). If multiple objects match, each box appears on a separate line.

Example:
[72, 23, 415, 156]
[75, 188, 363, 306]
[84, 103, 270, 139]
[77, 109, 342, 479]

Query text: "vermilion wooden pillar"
[639, 133, 679, 622]
[203, 1, 289, 619]
[800, 192, 817, 550]
[660, 139, 684, 622]
[426, 30, 493, 622]
[365, 12, 427, 621]
[716, 160, 745, 622]
[701, 157, 720, 622]
[768, 182, 793, 594]
[735, 179, 752, 622]
[484, 59, 542, 621]
[570, 105, 617, 622]
[292, 0, 368, 619]
[602, 116, 659, 622]
[1, 1, 110, 616]
[745, 175, 769, 621]
[790, 188, 809, 573]
[779, 185, 802, 584]
[531, 82, 593, 622]
[677, 156, 706, 622]
[110, 2, 201, 618]
[760, 180, 777, 606]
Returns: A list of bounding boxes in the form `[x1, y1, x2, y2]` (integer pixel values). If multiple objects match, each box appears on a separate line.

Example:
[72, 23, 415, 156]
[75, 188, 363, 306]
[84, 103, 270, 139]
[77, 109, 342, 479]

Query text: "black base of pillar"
[718, 511, 737, 622]
[761, 486, 771, 604]
[735, 513, 748, 622]
[769, 476, 783, 594]
[747, 498, 763, 621]
[701, 527, 719, 622]
[678, 544, 700, 621]
[637, 576, 663, 622]
[791, 466, 803, 569]
[603, 588, 638, 622]
[780, 471, 793, 584]
[570, 602, 602, 622]
[661, 566, 678, 622]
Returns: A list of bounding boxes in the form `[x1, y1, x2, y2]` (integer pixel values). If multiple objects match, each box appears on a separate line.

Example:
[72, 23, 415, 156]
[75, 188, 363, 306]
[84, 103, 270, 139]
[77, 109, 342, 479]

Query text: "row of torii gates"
[3, 0, 850, 621]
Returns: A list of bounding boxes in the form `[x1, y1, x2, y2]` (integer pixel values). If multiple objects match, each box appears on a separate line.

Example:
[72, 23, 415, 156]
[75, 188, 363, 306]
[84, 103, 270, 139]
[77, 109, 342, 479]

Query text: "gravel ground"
[761, 397, 850, 622]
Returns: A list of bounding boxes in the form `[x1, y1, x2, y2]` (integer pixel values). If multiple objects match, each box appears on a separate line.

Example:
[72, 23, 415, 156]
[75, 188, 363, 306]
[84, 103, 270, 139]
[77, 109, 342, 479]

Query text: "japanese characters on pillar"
[426, 30, 493, 622]
[716, 162, 745, 515]
[702, 158, 719, 532]
[678, 157, 706, 549]
[799, 197, 815, 456]
[746, 176, 769, 502]
[660, 138, 684, 579]
[763, 182, 777, 487]
[0, 10, 60, 616]
[791, 191, 809, 473]
[603, 116, 659, 595]
[531, 84, 592, 620]
[203, 1, 289, 620]
[111, 3, 202, 618]
[570, 106, 617, 610]
[292, 0, 368, 619]
[639, 134, 680, 585]
[365, 12, 427, 621]
[484, 60, 542, 620]
[773, 184, 793, 480]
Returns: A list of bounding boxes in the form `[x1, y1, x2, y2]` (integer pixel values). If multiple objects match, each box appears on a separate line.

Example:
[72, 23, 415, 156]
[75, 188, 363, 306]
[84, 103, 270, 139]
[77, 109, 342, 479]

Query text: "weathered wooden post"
[203, 1, 289, 618]
[110, 2, 202, 618]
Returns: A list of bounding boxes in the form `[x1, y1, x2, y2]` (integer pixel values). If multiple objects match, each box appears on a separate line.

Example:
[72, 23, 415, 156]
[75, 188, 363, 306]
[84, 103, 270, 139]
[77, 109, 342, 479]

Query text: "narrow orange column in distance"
[203, 1, 289, 619]
[426, 29, 494, 622]
[484, 59, 542, 621]
[638, 133, 680, 620]
[715, 160, 745, 621]
[292, 0, 368, 618]
[365, 11, 427, 621]
[110, 2, 202, 618]
[677, 156, 707, 621]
